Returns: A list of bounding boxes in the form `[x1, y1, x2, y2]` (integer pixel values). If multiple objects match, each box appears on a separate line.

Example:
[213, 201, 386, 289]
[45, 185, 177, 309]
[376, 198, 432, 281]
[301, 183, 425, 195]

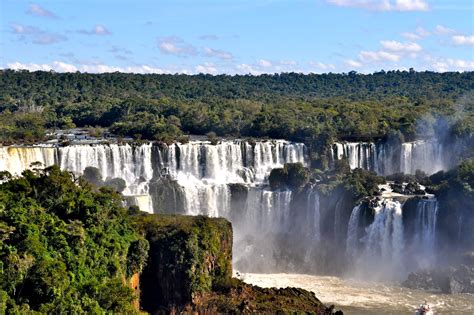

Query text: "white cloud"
[158, 36, 197, 57]
[309, 61, 336, 71]
[401, 26, 430, 41]
[401, 32, 421, 41]
[394, 0, 429, 11]
[52, 61, 79, 72]
[195, 62, 218, 74]
[6, 61, 169, 74]
[27, 4, 57, 18]
[327, 0, 429, 11]
[33, 34, 67, 45]
[11, 24, 41, 34]
[431, 58, 474, 72]
[257, 59, 272, 68]
[10, 24, 66, 45]
[203, 47, 233, 60]
[435, 25, 455, 35]
[280, 60, 297, 66]
[345, 59, 363, 68]
[415, 26, 430, 37]
[235, 63, 263, 75]
[78, 25, 112, 35]
[452, 35, 474, 46]
[380, 40, 422, 52]
[359, 50, 400, 62]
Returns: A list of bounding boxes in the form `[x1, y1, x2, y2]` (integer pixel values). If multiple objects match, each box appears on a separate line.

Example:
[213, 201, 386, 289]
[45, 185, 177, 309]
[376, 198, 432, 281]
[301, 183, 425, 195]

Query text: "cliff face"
[133, 213, 338, 314]
[134, 214, 233, 313]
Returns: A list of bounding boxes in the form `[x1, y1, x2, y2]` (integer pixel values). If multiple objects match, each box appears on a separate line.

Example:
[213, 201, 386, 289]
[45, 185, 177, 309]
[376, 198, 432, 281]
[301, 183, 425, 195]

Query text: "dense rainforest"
[0, 70, 473, 145]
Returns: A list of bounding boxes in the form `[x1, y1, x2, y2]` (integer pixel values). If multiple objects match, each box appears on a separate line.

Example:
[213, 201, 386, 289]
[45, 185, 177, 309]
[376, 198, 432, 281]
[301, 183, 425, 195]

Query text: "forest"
[0, 70, 473, 145]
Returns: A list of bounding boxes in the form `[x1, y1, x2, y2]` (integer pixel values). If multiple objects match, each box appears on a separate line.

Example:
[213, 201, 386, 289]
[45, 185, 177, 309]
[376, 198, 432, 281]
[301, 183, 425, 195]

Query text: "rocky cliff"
[133, 213, 338, 314]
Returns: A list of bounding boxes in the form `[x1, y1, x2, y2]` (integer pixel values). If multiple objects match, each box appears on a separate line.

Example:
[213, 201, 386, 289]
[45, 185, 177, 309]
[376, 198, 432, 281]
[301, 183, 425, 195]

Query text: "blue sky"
[1, 0, 473, 74]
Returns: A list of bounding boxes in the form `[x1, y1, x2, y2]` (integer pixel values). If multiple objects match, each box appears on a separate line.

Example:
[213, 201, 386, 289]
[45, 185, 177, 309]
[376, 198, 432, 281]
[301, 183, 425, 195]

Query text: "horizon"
[1, 0, 473, 75]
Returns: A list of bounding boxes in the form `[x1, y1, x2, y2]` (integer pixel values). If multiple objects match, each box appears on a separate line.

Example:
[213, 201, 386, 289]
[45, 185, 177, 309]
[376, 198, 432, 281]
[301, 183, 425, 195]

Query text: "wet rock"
[403, 264, 474, 294]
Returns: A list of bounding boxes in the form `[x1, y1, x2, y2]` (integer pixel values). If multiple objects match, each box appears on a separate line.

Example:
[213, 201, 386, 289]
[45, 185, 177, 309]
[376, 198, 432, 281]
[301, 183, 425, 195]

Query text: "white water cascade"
[411, 198, 439, 268]
[58, 143, 155, 212]
[0, 139, 307, 216]
[332, 140, 446, 175]
[345, 204, 362, 260]
[400, 141, 444, 175]
[307, 189, 321, 243]
[0, 146, 56, 175]
[348, 200, 405, 280]
[345, 194, 443, 280]
[233, 188, 293, 272]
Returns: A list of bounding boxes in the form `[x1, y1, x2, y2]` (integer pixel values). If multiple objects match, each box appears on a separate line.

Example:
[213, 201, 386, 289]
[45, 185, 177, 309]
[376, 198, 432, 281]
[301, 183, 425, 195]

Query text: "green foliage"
[269, 163, 310, 191]
[431, 159, 474, 194]
[268, 168, 287, 190]
[0, 111, 46, 143]
[458, 159, 474, 191]
[345, 168, 385, 198]
[134, 214, 233, 310]
[0, 166, 148, 313]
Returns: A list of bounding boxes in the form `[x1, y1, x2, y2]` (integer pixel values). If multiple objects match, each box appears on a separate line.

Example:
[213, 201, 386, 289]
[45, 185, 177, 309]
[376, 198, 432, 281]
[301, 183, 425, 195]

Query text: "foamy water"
[238, 273, 474, 314]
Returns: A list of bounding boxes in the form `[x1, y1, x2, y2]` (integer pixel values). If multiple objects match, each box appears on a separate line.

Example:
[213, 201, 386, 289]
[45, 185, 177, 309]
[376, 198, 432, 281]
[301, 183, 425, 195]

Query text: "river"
[239, 272, 474, 314]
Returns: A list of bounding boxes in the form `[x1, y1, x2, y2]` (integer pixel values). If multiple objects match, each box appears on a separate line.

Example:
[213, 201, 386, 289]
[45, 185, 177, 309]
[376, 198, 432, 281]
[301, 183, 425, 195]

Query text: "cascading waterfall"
[345, 204, 362, 260]
[345, 195, 444, 280]
[164, 140, 306, 220]
[411, 198, 439, 267]
[306, 189, 321, 243]
[1, 139, 452, 278]
[233, 188, 293, 272]
[353, 200, 405, 279]
[400, 141, 444, 175]
[0, 139, 307, 217]
[0, 146, 56, 175]
[333, 140, 446, 175]
[58, 143, 155, 213]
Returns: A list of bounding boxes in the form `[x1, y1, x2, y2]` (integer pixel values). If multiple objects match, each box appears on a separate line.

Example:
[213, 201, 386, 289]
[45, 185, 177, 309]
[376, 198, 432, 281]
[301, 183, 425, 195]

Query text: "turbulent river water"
[239, 273, 474, 314]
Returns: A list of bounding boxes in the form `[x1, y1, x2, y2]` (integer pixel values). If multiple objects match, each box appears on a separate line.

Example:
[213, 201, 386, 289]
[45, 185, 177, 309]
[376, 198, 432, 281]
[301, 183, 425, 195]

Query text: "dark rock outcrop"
[133, 213, 340, 314]
[403, 261, 474, 294]
[134, 214, 232, 312]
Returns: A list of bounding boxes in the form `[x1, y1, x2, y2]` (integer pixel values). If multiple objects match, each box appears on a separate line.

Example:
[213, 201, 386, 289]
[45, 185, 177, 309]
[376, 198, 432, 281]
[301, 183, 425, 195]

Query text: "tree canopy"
[0, 166, 148, 313]
[0, 70, 472, 144]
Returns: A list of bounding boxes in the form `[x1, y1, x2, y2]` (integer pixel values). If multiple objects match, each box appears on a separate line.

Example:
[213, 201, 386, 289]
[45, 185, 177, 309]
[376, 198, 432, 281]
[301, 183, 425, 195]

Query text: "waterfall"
[333, 140, 445, 175]
[307, 190, 321, 242]
[233, 188, 293, 271]
[2, 139, 452, 276]
[0, 146, 56, 175]
[348, 200, 405, 280]
[411, 198, 439, 267]
[400, 141, 444, 175]
[364, 200, 404, 265]
[163, 140, 306, 218]
[0, 139, 307, 216]
[346, 205, 362, 259]
[58, 143, 155, 213]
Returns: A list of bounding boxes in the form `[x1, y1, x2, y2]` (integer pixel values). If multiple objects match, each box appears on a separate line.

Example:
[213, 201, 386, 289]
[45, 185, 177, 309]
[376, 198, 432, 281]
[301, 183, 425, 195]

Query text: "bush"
[268, 163, 310, 191]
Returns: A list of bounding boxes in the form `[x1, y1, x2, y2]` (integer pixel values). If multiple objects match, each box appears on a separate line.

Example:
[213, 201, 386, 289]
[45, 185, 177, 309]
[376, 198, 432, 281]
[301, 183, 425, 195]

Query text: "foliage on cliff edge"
[0, 166, 148, 313]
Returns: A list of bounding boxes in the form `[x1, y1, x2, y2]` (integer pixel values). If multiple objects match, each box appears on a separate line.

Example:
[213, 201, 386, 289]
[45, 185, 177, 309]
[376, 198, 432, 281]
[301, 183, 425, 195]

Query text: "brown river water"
[238, 272, 474, 314]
